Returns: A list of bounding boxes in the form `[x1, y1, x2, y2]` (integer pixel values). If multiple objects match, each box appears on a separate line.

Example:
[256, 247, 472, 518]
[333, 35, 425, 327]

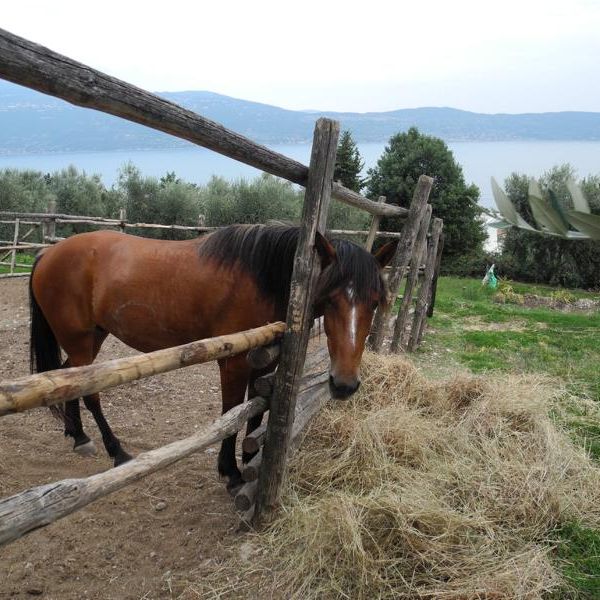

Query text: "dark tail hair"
[29, 256, 65, 422]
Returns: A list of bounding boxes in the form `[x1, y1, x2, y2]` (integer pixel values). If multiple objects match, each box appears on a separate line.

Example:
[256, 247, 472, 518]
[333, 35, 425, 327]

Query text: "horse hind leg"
[59, 358, 97, 457]
[83, 393, 132, 467]
[64, 329, 132, 467]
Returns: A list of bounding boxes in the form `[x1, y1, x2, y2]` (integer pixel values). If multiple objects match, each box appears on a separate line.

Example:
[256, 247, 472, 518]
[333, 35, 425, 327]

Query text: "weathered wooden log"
[408, 219, 444, 352]
[364, 196, 386, 252]
[246, 319, 323, 370]
[0, 210, 120, 223]
[234, 480, 258, 512]
[390, 205, 432, 353]
[0, 29, 406, 220]
[246, 343, 282, 371]
[9, 218, 19, 275]
[427, 231, 445, 318]
[241, 369, 329, 454]
[0, 322, 285, 417]
[253, 374, 275, 398]
[241, 449, 263, 482]
[368, 176, 433, 351]
[242, 424, 267, 455]
[239, 380, 330, 497]
[241, 370, 329, 459]
[0, 394, 267, 547]
[255, 119, 339, 525]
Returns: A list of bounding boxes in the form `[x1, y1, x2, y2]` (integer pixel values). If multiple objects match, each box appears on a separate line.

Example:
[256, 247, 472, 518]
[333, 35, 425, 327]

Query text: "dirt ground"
[0, 278, 254, 599]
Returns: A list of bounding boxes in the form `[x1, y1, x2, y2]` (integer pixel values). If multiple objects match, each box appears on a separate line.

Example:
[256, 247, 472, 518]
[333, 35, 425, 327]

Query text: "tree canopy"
[334, 130, 364, 193]
[366, 127, 486, 264]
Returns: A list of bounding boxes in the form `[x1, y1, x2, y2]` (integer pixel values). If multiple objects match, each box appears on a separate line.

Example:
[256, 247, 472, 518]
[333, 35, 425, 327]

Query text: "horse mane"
[198, 224, 386, 313]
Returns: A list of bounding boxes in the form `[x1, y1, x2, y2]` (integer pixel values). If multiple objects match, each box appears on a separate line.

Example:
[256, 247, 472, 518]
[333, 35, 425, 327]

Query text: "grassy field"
[0, 252, 35, 275]
[412, 277, 600, 598]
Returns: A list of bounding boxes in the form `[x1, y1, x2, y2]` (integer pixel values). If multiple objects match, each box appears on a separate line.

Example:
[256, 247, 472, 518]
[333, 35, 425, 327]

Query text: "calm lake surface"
[1, 141, 599, 209]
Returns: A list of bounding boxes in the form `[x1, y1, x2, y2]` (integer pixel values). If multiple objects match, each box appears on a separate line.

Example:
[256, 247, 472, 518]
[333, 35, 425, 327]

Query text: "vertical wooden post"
[43, 199, 57, 242]
[427, 232, 445, 318]
[118, 208, 127, 233]
[9, 219, 20, 275]
[407, 218, 443, 352]
[364, 196, 385, 252]
[254, 118, 339, 525]
[390, 205, 432, 353]
[368, 175, 433, 352]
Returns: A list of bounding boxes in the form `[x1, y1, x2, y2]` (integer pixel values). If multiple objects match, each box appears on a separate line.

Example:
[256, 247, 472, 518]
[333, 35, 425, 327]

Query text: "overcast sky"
[3, 0, 599, 114]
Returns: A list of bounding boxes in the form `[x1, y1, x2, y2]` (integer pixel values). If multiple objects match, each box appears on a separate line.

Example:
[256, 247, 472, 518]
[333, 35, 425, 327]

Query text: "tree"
[366, 127, 486, 265]
[499, 165, 600, 288]
[334, 130, 364, 192]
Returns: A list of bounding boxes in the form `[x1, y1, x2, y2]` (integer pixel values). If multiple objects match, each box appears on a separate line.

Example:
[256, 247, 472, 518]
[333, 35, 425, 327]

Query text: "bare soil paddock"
[0, 278, 250, 599]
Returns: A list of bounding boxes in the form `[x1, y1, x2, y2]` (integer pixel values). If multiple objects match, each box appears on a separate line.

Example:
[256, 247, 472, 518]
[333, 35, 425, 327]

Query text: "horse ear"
[314, 231, 337, 268]
[373, 240, 398, 268]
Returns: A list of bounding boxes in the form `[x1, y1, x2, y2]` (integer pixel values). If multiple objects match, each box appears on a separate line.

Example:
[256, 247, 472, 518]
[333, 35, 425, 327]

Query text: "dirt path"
[0, 278, 251, 599]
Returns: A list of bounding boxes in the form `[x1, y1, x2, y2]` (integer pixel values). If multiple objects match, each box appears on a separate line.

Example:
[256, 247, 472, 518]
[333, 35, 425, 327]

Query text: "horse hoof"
[113, 451, 133, 467]
[73, 440, 97, 457]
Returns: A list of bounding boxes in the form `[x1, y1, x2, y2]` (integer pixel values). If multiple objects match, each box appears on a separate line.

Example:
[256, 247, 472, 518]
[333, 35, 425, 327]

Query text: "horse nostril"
[329, 375, 360, 400]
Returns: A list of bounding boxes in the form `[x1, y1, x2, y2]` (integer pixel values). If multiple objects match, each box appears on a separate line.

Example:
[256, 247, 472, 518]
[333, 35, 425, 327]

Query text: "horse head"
[314, 233, 397, 400]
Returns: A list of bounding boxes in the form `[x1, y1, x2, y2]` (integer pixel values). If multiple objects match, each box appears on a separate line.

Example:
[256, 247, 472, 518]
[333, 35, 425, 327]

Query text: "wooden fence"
[0, 26, 443, 542]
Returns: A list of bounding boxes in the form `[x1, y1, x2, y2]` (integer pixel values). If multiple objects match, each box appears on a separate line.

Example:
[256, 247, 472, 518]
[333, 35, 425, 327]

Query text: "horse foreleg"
[217, 356, 251, 496]
[83, 394, 132, 467]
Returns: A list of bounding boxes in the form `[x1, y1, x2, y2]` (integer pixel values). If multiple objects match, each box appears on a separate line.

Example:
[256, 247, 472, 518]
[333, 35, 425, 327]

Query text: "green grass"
[408, 276, 600, 598]
[0, 252, 34, 274]
[420, 277, 600, 402]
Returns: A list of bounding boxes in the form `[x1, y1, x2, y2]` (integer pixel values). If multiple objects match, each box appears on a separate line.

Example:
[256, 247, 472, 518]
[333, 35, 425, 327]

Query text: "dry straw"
[192, 353, 600, 599]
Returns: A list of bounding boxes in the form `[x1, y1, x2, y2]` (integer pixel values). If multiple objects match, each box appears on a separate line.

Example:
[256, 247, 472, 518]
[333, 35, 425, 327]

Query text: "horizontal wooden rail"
[0, 211, 121, 223]
[0, 322, 285, 417]
[0, 28, 407, 220]
[0, 394, 267, 547]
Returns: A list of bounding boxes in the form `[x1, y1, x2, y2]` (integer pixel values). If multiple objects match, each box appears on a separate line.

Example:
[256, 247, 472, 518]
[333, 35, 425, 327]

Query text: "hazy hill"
[1, 80, 599, 154]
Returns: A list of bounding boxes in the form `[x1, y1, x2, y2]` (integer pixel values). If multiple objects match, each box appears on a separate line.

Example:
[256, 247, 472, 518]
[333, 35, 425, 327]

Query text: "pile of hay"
[243, 354, 600, 599]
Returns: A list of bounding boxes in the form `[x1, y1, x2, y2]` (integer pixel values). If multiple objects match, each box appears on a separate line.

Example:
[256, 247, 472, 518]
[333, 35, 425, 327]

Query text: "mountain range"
[1, 80, 599, 154]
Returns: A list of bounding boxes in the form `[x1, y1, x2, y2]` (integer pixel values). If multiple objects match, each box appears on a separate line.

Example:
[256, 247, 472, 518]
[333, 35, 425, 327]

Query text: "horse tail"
[29, 255, 66, 423]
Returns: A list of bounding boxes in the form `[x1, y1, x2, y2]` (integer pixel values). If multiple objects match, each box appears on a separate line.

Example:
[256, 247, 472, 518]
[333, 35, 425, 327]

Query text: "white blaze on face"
[347, 284, 358, 350]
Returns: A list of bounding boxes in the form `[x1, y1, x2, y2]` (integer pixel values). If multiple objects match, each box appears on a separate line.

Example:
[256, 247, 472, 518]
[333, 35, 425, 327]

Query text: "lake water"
[0, 141, 599, 210]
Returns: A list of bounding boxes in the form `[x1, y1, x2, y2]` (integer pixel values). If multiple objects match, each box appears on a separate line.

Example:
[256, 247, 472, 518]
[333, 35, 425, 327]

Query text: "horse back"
[31, 230, 276, 353]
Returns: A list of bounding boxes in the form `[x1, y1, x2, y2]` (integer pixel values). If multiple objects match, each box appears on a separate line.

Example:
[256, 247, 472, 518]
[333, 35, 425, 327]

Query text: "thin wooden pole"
[254, 118, 339, 525]
[0, 28, 406, 220]
[9, 218, 19, 275]
[364, 196, 386, 252]
[390, 205, 432, 353]
[368, 176, 433, 352]
[118, 208, 127, 233]
[427, 232, 445, 318]
[0, 322, 285, 417]
[407, 218, 443, 352]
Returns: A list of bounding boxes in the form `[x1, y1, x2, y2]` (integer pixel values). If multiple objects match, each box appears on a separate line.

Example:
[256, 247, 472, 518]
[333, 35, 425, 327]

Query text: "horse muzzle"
[329, 374, 360, 400]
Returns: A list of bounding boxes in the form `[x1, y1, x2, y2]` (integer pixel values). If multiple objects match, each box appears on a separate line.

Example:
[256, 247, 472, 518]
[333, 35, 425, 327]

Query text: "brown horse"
[29, 224, 397, 492]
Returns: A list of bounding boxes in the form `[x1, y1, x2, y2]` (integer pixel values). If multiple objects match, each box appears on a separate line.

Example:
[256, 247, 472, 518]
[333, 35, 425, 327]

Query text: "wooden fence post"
[427, 231, 445, 318]
[407, 218, 443, 352]
[9, 218, 19, 275]
[390, 205, 432, 352]
[43, 199, 56, 242]
[364, 196, 385, 251]
[254, 118, 339, 525]
[368, 176, 433, 352]
[118, 208, 127, 233]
